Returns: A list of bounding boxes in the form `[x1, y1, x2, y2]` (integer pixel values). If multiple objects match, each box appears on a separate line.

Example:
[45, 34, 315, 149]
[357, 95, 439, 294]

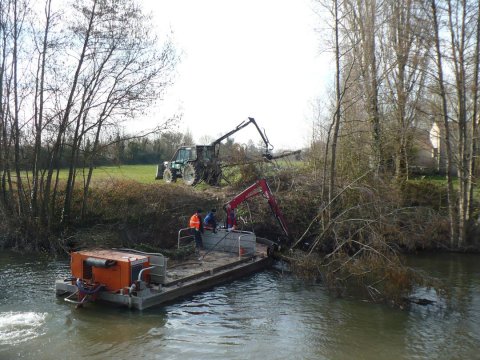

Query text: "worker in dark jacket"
[226, 206, 237, 230]
[189, 209, 204, 251]
[204, 209, 217, 232]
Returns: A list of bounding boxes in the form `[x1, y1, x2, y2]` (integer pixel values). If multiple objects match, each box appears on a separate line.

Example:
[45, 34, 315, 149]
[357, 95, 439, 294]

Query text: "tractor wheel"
[163, 168, 176, 183]
[207, 168, 222, 186]
[183, 163, 200, 186]
[155, 163, 165, 180]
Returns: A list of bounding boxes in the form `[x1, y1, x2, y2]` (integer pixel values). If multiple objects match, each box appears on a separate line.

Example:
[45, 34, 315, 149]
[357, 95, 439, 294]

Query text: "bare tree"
[442, 0, 479, 246]
[429, 0, 458, 245]
[344, 0, 382, 172]
[329, 0, 342, 203]
[382, 0, 430, 181]
[468, 0, 480, 221]
[31, 0, 53, 221]
[0, 0, 178, 248]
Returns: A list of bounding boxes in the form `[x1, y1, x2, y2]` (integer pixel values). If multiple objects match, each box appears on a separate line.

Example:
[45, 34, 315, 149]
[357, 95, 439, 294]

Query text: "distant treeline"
[12, 127, 270, 171]
[81, 131, 195, 166]
[8, 131, 190, 171]
[13, 130, 268, 169]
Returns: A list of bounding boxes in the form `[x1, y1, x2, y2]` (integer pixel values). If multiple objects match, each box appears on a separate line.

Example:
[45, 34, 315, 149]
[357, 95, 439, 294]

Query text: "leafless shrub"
[271, 167, 451, 306]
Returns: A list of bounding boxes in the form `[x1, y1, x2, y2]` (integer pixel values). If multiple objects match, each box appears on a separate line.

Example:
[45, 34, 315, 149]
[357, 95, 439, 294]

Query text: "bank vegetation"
[288, 0, 480, 305]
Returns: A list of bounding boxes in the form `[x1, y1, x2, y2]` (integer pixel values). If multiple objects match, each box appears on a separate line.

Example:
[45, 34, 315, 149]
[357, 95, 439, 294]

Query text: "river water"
[0, 251, 479, 360]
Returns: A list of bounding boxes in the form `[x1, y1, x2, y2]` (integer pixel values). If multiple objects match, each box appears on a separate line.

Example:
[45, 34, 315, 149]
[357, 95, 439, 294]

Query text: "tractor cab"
[169, 146, 196, 171]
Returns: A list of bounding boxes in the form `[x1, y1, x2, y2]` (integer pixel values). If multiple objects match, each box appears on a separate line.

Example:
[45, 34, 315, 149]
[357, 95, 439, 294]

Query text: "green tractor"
[156, 145, 222, 186]
[155, 117, 273, 186]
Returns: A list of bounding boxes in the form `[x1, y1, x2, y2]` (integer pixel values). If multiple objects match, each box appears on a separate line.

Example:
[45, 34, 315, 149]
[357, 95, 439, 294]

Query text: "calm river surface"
[0, 251, 479, 360]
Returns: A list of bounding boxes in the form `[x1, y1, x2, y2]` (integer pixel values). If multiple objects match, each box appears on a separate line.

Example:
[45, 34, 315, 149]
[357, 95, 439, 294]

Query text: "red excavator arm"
[224, 179, 289, 237]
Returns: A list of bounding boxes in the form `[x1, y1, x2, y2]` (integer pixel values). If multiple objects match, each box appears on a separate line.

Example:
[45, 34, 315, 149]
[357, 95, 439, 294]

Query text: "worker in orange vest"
[189, 209, 204, 251]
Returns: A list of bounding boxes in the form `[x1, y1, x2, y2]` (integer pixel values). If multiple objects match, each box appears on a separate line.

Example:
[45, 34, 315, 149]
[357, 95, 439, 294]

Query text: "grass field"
[83, 164, 159, 184]
[80, 156, 305, 186]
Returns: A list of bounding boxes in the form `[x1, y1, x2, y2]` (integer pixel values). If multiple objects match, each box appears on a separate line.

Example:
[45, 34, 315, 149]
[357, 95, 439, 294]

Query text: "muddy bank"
[2, 176, 477, 255]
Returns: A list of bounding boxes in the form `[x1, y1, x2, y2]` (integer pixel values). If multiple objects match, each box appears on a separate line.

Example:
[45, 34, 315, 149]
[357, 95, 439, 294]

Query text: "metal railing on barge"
[177, 228, 256, 257]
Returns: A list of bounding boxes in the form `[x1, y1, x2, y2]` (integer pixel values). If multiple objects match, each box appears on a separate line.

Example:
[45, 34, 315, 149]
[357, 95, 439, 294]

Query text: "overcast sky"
[141, 0, 331, 150]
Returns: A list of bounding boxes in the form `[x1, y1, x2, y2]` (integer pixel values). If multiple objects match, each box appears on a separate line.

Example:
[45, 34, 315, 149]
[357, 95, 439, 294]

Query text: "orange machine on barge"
[66, 249, 156, 305]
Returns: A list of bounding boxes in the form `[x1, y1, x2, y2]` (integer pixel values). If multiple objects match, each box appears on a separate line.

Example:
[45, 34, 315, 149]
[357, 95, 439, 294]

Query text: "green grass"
[80, 164, 159, 184]
[410, 174, 449, 183]
[15, 165, 159, 187]
[81, 157, 304, 187]
[409, 174, 480, 202]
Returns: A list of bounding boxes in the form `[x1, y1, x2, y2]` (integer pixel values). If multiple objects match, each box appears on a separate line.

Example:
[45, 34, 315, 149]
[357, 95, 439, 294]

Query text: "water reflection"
[0, 252, 479, 359]
[403, 254, 480, 360]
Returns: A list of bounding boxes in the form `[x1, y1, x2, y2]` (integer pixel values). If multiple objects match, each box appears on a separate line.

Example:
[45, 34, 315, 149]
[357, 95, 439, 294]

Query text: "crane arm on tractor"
[157, 117, 279, 186]
[223, 179, 289, 238]
[211, 117, 274, 159]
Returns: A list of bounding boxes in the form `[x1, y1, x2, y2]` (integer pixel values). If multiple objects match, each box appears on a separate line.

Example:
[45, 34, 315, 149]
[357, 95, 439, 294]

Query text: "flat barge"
[55, 228, 274, 310]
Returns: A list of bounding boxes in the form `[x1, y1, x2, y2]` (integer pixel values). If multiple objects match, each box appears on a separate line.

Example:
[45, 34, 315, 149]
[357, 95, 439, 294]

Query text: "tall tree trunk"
[393, 0, 409, 182]
[0, 1, 8, 209]
[368, 0, 381, 174]
[431, 0, 458, 246]
[329, 0, 342, 204]
[32, 0, 52, 221]
[467, 0, 480, 223]
[62, 94, 88, 224]
[12, 0, 25, 218]
[447, 0, 468, 247]
[349, 0, 381, 173]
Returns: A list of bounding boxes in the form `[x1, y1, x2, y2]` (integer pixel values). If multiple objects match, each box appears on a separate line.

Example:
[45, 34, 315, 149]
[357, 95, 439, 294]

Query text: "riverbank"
[2, 165, 476, 253]
[2, 172, 479, 307]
